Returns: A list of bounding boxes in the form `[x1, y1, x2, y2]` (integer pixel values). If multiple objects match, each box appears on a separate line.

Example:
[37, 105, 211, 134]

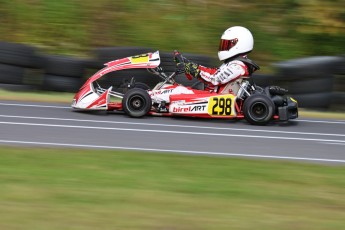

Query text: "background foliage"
[0, 0, 344, 69]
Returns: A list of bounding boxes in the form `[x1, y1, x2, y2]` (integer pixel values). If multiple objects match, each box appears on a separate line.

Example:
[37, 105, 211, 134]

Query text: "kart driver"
[151, 26, 260, 110]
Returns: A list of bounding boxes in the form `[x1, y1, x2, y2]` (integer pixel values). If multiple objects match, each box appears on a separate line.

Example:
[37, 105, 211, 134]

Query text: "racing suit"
[150, 54, 259, 104]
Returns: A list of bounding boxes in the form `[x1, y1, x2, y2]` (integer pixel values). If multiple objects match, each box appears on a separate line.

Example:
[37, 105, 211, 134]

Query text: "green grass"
[1, 0, 344, 65]
[0, 89, 74, 104]
[0, 146, 344, 230]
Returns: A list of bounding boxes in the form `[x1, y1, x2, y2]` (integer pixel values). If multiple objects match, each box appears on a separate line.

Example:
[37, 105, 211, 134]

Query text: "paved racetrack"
[0, 100, 344, 164]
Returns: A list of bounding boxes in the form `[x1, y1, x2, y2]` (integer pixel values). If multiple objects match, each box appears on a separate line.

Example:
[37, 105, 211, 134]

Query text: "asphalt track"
[0, 100, 344, 164]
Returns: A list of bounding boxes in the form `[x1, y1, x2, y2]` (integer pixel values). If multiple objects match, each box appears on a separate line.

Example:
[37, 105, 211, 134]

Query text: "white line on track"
[297, 119, 345, 124]
[1, 102, 344, 124]
[0, 114, 344, 138]
[1, 139, 344, 163]
[1, 121, 345, 144]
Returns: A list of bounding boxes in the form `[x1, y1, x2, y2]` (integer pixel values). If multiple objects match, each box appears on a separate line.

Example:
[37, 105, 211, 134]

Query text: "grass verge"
[0, 146, 344, 230]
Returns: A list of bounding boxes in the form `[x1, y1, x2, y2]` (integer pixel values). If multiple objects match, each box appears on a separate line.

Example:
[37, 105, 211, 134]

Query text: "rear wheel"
[243, 94, 275, 125]
[122, 88, 152, 117]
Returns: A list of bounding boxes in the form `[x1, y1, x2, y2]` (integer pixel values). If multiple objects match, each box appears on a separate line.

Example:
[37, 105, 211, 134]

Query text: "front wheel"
[243, 94, 275, 125]
[122, 88, 152, 118]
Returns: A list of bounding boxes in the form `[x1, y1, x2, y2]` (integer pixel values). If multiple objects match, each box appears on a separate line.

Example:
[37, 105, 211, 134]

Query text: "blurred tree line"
[0, 0, 344, 70]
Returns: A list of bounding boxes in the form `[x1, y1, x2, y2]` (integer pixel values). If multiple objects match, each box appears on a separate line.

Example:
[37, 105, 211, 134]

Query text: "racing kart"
[72, 51, 298, 125]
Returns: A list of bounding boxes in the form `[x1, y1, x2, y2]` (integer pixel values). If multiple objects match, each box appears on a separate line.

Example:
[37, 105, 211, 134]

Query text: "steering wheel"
[173, 50, 186, 74]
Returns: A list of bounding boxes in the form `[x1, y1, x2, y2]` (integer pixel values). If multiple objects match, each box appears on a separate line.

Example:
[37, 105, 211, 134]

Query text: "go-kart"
[72, 51, 298, 125]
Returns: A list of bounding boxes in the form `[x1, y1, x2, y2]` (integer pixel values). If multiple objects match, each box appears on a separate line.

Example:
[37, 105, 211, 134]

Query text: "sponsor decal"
[152, 89, 174, 95]
[172, 104, 207, 113]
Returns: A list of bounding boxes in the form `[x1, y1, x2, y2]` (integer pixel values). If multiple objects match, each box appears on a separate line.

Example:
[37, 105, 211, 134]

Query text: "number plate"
[130, 54, 149, 64]
[207, 95, 236, 116]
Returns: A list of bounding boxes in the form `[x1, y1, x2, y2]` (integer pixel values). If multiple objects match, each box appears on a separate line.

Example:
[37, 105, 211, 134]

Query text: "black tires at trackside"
[0, 41, 43, 68]
[42, 74, 83, 93]
[43, 55, 86, 78]
[41, 55, 87, 92]
[0, 42, 43, 87]
[272, 56, 345, 109]
[0, 41, 344, 110]
[0, 64, 25, 85]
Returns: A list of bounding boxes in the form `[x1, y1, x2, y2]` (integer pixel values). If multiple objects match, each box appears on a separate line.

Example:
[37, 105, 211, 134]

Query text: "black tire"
[291, 92, 332, 109]
[332, 92, 345, 106]
[43, 55, 86, 77]
[42, 74, 83, 92]
[334, 55, 345, 75]
[286, 76, 333, 94]
[0, 64, 25, 84]
[122, 88, 152, 117]
[133, 82, 150, 90]
[0, 41, 42, 68]
[273, 56, 343, 79]
[243, 94, 275, 125]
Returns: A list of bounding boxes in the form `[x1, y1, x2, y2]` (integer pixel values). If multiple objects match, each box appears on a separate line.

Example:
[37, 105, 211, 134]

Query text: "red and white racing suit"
[151, 59, 250, 104]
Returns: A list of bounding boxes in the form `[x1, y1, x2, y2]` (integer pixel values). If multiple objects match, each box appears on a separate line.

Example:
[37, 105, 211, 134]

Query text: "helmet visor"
[219, 38, 238, 51]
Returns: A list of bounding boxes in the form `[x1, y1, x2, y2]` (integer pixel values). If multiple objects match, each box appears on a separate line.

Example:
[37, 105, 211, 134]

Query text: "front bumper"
[278, 97, 298, 121]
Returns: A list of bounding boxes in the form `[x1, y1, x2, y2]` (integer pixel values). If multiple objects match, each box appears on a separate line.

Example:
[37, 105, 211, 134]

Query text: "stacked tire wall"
[272, 56, 345, 109]
[0, 41, 344, 110]
[0, 42, 43, 90]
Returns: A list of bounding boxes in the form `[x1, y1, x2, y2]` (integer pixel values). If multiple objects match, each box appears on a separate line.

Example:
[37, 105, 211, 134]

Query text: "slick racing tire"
[134, 82, 150, 90]
[122, 88, 152, 118]
[243, 94, 275, 125]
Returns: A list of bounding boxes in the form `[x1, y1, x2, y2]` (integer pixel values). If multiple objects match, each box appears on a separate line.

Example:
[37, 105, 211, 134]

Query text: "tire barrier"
[0, 41, 42, 68]
[43, 55, 86, 78]
[0, 42, 44, 89]
[273, 56, 344, 79]
[291, 92, 333, 109]
[0, 41, 344, 109]
[282, 75, 334, 95]
[334, 54, 345, 75]
[40, 55, 87, 92]
[272, 56, 345, 109]
[332, 92, 345, 107]
[251, 74, 276, 87]
[42, 74, 83, 92]
[0, 63, 25, 85]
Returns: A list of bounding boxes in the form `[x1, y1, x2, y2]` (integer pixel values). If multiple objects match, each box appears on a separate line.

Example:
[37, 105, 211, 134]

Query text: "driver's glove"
[185, 61, 200, 78]
[174, 50, 200, 79]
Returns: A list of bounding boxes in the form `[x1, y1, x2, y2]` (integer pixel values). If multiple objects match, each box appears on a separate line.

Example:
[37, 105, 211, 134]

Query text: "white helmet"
[218, 26, 254, 61]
